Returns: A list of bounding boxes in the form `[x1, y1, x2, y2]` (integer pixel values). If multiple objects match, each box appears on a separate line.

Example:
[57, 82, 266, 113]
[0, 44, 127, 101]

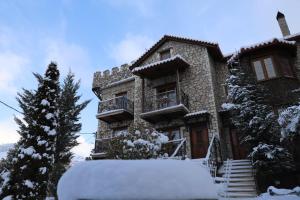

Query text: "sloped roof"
[132, 54, 189, 73]
[227, 38, 296, 64]
[129, 35, 224, 70]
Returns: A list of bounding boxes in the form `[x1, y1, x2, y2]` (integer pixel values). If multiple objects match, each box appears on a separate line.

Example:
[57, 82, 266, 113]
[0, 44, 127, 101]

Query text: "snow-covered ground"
[255, 186, 300, 200]
[57, 159, 218, 200]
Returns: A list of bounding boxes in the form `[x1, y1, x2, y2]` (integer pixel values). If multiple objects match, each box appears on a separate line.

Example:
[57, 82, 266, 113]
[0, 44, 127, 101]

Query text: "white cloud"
[0, 116, 20, 145]
[71, 135, 94, 159]
[42, 38, 93, 87]
[0, 51, 29, 94]
[110, 34, 154, 65]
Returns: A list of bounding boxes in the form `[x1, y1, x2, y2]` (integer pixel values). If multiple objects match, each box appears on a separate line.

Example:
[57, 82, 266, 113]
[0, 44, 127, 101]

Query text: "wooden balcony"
[96, 96, 134, 123]
[140, 90, 189, 122]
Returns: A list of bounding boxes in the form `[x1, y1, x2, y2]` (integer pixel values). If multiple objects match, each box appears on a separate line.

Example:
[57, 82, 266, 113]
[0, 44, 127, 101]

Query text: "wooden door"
[230, 129, 248, 159]
[190, 125, 209, 159]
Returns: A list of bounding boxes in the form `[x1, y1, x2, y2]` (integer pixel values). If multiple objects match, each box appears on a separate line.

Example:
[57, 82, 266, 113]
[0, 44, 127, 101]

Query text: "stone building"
[91, 12, 300, 161]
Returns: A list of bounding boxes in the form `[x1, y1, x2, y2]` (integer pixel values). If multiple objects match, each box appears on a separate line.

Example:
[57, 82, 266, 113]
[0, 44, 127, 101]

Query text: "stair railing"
[202, 133, 222, 177]
[223, 159, 232, 199]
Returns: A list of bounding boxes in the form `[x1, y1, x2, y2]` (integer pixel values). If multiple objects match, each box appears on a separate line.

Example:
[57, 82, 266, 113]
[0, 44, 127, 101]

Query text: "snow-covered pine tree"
[47, 72, 90, 198]
[223, 60, 294, 174]
[2, 62, 60, 200]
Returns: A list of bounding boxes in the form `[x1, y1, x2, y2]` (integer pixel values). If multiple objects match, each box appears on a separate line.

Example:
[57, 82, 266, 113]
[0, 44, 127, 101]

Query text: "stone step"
[225, 187, 257, 192]
[220, 169, 253, 174]
[229, 165, 253, 170]
[224, 159, 251, 163]
[227, 173, 253, 178]
[228, 182, 256, 187]
[228, 177, 255, 182]
[224, 162, 252, 167]
[221, 192, 257, 198]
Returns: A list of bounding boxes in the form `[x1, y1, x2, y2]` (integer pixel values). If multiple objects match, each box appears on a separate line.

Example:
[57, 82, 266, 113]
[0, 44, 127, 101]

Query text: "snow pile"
[256, 186, 300, 200]
[57, 160, 218, 200]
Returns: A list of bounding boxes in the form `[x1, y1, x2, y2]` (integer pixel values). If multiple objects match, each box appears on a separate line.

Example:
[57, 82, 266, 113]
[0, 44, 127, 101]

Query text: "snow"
[228, 38, 296, 64]
[39, 167, 47, 174]
[41, 99, 50, 106]
[278, 104, 300, 138]
[47, 129, 57, 136]
[221, 103, 236, 110]
[24, 180, 34, 189]
[132, 54, 189, 73]
[97, 108, 125, 116]
[57, 160, 218, 200]
[255, 186, 300, 200]
[2, 196, 12, 200]
[45, 113, 54, 119]
[184, 110, 208, 117]
[21, 146, 35, 156]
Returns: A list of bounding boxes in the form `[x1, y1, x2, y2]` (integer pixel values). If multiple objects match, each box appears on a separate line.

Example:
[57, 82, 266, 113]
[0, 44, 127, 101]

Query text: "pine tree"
[1, 62, 59, 200]
[223, 61, 294, 174]
[47, 72, 90, 198]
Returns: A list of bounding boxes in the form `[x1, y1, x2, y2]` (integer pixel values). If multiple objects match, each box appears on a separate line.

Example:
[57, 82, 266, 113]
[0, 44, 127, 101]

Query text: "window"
[156, 83, 177, 109]
[252, 57, 277, 81]
[279, 58, 294, 77]
[160, 49, 171, 60]
[253, 61, 265, 81]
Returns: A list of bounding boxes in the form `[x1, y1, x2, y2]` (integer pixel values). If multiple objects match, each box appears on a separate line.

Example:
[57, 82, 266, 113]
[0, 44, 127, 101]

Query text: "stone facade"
[92, 32, 300, 160]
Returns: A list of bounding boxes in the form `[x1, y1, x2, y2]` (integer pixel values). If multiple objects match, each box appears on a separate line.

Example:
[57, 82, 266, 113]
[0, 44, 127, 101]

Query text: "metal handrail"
[144, 90, 189, 112]
[203, 133, 222, 177]
[98, 96, 133, 114]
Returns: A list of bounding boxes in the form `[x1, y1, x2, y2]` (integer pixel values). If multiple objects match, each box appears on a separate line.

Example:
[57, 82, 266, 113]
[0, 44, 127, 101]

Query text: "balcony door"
[156, 83, 177, 109]
[115, 92, 128, 110]
[190, 125, 209, 159]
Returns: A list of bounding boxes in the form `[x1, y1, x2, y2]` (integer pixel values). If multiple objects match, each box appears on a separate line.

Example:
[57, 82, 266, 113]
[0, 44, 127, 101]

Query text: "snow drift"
[57, 160, 218, 200]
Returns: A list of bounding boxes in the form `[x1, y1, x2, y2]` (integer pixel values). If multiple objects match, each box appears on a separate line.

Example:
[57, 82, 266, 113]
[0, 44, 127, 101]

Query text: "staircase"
[219, 159, 257, 199]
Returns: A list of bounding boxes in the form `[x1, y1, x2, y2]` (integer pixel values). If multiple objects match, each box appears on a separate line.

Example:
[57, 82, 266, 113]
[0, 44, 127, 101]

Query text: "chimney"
[276, 11, 291, 37]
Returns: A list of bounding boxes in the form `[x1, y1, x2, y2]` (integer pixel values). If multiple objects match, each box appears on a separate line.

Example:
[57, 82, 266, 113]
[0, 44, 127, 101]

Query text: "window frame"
[251, 55, 279, 81]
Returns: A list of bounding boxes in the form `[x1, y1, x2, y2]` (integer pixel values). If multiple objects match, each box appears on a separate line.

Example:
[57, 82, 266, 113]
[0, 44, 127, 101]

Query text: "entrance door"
[230, 129, 248, 159]
[190, 125, 209, 159]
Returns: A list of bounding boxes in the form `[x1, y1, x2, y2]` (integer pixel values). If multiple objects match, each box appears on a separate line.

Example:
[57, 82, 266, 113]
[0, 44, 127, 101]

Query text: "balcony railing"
[97, 96, 134, 123]
[98, 96, 134, 114]
[94, 137, 112, 154]
[143, 90, 189, 113]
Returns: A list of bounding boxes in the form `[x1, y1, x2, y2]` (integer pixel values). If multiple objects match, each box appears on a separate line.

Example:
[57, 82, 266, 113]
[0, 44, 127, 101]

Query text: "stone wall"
[92, 64, 133, 90]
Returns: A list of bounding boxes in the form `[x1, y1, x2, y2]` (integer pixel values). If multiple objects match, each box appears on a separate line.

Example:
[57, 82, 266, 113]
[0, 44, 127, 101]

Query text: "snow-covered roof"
[227, 38, 296, 64]
[130, 34, 223, 70]
[57, 160, 218, 200]
[283, 32, 300, 40]
[184, 110, 208, 118]
[132, 54, 189, 74]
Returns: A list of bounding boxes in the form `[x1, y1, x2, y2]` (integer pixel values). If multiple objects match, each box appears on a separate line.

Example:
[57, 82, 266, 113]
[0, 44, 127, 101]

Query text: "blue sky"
[0, 0, 300, 156]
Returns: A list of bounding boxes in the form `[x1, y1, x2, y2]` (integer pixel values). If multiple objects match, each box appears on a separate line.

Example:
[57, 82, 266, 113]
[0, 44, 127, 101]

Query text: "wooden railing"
[143, 90, 189, 112]
[98, 96, 133, 114]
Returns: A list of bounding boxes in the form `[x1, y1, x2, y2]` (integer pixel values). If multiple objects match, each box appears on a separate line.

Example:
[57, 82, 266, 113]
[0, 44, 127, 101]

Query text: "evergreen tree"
[1, 62, 59, 200]
[223, 61, 294, 174]
[48, 72, 90, 198]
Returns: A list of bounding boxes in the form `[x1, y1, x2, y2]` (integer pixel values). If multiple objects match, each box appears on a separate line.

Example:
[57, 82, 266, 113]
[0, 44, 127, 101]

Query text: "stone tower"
[276, 11, 291, 37]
